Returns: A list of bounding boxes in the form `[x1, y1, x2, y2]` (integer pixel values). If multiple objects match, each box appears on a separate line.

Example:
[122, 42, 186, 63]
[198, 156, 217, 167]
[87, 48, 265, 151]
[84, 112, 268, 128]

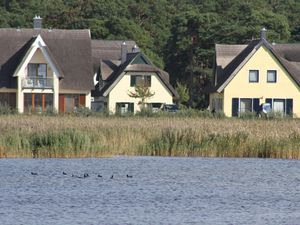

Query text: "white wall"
[108, 72, 173, 113]
[17, 49, 58, 113]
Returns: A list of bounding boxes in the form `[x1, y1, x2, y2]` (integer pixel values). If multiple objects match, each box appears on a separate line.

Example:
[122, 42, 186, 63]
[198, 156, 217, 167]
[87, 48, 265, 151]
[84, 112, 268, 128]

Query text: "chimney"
[33, 15, 42, 29]
[260, 27, 267, 40]
[132, 44, 139, 53]
[121, 41, 127, 64]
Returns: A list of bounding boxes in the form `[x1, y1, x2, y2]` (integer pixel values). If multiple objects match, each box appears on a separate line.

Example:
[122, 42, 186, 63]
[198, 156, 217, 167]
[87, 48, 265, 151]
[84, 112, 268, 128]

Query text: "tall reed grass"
[0, 114, 299, 159]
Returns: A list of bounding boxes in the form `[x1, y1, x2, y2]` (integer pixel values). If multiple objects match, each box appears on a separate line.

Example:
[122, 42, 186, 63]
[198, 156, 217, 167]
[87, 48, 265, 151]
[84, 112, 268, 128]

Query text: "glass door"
[273, 99, 285, 114]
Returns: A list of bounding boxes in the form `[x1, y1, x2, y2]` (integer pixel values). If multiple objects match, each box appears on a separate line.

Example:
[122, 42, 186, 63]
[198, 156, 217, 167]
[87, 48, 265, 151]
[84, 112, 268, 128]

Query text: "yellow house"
[92, 41, 178, 114]
[210, 28, 300, 117]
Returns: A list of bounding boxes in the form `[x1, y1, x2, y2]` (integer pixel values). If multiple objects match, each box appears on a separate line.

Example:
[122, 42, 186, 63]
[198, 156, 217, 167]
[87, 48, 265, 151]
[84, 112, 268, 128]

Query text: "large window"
[249, 70, 259, 83]
[24, 93, 53, 112]
[265, 98, 293, 116]
[130, 75, 151, 87]
[267, 70, 277, 83]
[116, 102, 134, 114]
[28, 64, 47, 78]
[240, 98, 252, 113]
[232, 98, 260, 117]
[27, 64, 48, 87]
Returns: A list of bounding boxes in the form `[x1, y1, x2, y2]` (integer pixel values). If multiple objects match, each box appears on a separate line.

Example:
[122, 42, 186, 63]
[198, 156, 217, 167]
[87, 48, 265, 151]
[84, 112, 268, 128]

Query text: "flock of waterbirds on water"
[30, 171, 133, 179]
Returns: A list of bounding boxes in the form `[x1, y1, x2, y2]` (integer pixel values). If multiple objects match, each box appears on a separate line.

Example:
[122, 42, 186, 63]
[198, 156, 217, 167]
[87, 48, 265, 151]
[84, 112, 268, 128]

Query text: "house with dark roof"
[92, 40, 178, 114]
[210, 28, 300, 117]
[0, 16, 93, 113]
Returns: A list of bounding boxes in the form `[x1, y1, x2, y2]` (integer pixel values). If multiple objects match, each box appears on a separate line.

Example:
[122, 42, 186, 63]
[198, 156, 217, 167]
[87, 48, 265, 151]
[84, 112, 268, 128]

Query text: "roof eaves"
[12, 37, 37, 77]
[101, 53, 141, 96]
[216, 39, 262, 92]
[267, 45, 300, 87]
[155, 70, 178, 97]
[42, 46, 65, 78]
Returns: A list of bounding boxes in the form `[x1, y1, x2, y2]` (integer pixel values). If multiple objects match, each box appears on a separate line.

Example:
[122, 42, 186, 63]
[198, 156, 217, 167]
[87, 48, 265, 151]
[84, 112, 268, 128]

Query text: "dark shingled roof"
[0, 28, 93, 90]
[213, 39, 300, 92]
[91, 46, 178, 98]
[92, 40, 137, 75]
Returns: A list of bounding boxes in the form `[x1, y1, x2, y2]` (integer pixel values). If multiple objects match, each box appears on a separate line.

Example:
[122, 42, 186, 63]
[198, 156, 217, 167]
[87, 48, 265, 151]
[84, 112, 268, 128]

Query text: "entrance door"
[65, 95, 75, 113]
[59, 94, 86, 113]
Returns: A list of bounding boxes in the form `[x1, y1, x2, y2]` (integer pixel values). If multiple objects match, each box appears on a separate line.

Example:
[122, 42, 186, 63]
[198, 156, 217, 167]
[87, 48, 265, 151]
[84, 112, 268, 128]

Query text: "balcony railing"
[22, 78, 53, 89]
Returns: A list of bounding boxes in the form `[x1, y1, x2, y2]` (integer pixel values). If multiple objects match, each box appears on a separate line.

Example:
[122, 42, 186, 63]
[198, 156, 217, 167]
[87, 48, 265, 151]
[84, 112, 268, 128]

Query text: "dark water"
[0, 157, 300, 225]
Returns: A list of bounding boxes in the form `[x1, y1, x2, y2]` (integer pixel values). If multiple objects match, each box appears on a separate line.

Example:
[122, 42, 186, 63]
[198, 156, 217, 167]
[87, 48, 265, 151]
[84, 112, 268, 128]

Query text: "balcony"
[22, 78, 53, 89]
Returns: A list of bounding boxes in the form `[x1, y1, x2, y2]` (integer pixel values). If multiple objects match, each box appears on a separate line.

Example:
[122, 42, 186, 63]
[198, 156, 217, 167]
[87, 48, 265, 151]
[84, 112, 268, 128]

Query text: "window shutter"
[59, 94, 65, 113]
[79, 95, 86, 107]
[232, 98, 239, 117]
[130, 76, 136, 87]
[253, 98, 260, 114]
[129, 103, 134, 113]
[286, 99, 293, 116]
[265, 98, 272, 109]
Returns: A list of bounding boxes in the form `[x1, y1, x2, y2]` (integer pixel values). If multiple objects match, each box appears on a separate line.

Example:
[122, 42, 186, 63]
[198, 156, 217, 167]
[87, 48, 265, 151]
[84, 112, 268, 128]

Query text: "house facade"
[92, 40, 178, 114]
[0, 17, 93, 113]
[210, 29, 300, 117]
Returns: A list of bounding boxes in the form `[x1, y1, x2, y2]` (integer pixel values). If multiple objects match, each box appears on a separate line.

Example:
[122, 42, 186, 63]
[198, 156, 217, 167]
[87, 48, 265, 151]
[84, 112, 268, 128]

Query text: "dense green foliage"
[1, 0, 300, 108]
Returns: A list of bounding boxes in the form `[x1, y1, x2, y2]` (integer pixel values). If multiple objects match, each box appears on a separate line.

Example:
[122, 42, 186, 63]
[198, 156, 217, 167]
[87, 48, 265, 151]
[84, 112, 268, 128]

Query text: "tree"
[128, 85, 155, 110]
[165, 9, 218, 108]
[175, 82, 189, 109]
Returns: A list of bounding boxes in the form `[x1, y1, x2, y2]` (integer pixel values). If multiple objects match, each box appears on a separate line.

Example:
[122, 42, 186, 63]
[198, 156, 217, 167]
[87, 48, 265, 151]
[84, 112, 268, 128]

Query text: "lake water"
[0, 157, 299, 225]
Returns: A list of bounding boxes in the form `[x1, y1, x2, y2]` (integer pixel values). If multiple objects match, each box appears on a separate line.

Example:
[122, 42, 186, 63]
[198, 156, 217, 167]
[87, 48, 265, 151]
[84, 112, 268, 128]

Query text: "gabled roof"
[213, 38, 300, 93]
[95, 51, 178, 98]
[0, 28, 93, 90]
[92, 40, 137, 74]
[91, 40, 178, 98]
[13, 35, 64, 80]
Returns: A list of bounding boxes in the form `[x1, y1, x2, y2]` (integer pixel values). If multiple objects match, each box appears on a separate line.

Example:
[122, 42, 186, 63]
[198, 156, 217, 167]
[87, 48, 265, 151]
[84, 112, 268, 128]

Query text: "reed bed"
[0, 114, 300, 159]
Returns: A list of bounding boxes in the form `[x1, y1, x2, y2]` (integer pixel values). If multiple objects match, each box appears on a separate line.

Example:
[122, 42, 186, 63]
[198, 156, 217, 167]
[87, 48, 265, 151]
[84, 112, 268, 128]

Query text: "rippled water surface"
[0, 157, 300, 225]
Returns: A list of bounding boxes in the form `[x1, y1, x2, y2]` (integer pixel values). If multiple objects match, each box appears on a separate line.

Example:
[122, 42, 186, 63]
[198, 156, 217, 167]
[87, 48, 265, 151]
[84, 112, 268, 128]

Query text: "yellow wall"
[222, 45, 300, 117]
[108, 72, 173, 113]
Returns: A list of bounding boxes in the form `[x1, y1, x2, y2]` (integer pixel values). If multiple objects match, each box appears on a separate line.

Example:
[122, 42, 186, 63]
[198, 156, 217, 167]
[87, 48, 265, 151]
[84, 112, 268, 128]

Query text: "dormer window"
[130, 75, 151, 87]
[28, 63, 47, 78]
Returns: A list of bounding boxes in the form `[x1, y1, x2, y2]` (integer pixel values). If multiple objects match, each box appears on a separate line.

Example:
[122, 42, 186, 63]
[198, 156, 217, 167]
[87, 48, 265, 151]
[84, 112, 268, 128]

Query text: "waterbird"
[110, 175, 114, 179]
[84, 173, 89, 178]
[126, 174, 133, 178]
[97, 174, 102, 178]
[31, 172, 38, 176]
[63, 172, 67, 175]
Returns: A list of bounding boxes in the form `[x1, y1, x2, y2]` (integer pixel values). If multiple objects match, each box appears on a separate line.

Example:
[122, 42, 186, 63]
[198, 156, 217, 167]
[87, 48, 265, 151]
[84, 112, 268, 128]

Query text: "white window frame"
[267, 70, 277, 83]
[249, 70, 259, 83]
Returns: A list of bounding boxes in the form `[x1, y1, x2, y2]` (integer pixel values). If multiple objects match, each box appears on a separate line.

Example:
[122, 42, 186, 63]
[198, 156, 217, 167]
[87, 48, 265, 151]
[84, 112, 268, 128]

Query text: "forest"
[0, 0, 300, 108]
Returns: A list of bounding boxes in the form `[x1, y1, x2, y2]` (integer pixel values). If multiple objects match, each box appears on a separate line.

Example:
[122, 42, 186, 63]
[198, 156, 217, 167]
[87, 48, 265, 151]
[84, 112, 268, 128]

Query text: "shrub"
[239, 111, 258, 119]
[136, 108, 157, 117]
[0, 103, 16, 115]
[74, 106, 92, 117]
